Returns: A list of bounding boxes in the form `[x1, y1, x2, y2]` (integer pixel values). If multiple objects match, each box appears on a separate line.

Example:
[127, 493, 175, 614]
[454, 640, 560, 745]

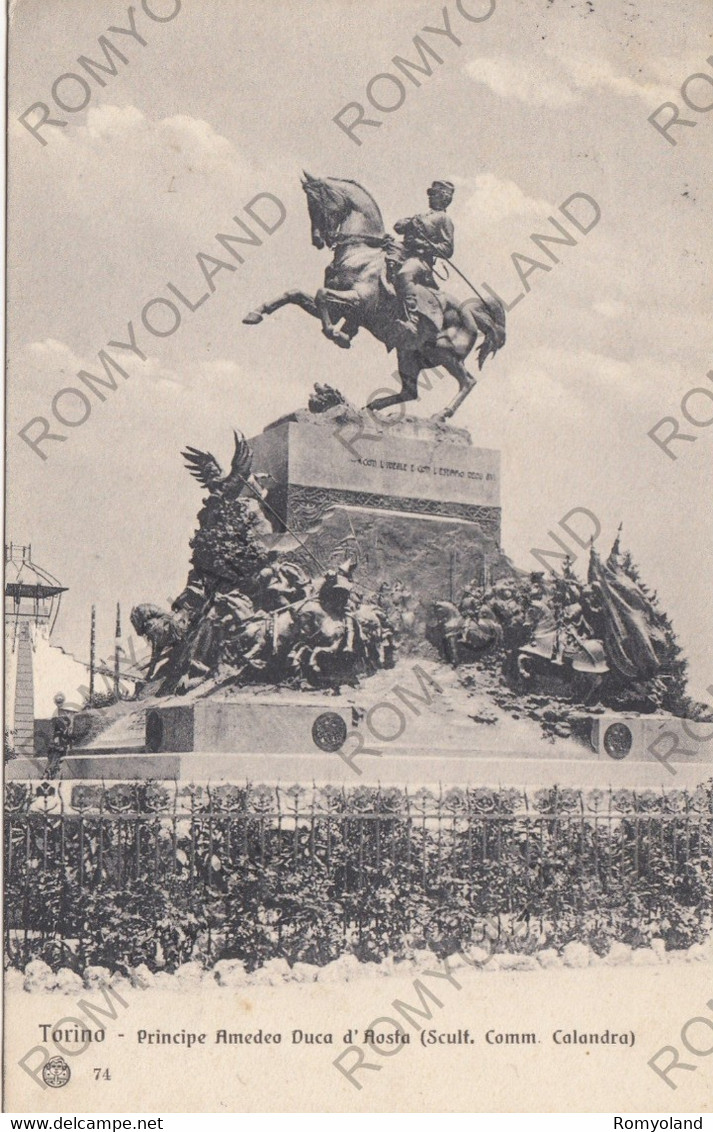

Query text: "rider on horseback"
[317, 558, 358, 654]
[389, 180, 455, 340]
[256, 551, 312, 611]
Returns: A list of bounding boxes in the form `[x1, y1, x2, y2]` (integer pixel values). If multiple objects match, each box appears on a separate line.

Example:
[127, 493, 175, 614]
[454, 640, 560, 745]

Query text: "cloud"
[10, 336, 308, 457]
[11, 103, 259, 249]
[9, 102, 286, 383]
[465, 52, 680, 108]
[10, 338, 260, 444]
[79, 105, 252, 190]
[21, 337, 182, 397]
[465, 56, 581, 107]
[557, 53, 676, 106]
[458, 172, 553, 227]
[14, 102, 250, 175]
[592, 299, 627, 321]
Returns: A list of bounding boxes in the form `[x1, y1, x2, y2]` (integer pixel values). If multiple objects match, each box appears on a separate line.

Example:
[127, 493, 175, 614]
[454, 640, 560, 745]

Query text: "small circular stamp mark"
[43, 1056, 71, 1088]
[312, 711, 348, 752]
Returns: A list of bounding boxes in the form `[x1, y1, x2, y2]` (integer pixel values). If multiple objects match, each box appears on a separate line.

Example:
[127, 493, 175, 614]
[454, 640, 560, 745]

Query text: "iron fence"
[4, 780, 712, 969]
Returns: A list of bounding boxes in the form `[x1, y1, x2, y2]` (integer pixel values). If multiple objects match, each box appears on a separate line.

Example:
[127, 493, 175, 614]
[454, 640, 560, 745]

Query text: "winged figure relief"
[182, 429, 255, 497]
[182, 429, 274, 534]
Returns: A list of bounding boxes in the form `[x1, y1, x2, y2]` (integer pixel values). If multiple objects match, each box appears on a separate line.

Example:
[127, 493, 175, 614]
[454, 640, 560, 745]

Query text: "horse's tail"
[461, 294, 507, 370]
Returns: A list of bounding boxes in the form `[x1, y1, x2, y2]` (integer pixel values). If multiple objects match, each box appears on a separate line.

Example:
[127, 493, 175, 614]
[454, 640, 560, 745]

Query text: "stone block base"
[144, 698, 356, 755]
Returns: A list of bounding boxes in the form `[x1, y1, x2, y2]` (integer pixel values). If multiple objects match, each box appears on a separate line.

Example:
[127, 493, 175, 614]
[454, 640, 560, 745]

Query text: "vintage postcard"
[4, 0, 712, 1116]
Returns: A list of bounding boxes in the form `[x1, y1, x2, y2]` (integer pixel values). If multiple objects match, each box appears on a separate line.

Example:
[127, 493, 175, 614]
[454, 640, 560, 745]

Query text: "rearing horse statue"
[243, 174, 506, 421]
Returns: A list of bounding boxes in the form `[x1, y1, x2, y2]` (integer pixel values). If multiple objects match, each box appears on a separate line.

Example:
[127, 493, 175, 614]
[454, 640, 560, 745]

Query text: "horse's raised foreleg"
[243, 289, 318, 325]
[315, 287, 361, 348]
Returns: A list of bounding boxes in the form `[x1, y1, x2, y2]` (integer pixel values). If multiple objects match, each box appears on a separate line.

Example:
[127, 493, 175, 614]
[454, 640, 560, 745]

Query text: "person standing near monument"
[46, 694, 72, 779]
[389, 180, 456, 339]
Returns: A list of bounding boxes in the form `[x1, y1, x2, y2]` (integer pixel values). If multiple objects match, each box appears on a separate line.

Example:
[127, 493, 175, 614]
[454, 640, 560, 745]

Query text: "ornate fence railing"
[4, 780, 712, 970]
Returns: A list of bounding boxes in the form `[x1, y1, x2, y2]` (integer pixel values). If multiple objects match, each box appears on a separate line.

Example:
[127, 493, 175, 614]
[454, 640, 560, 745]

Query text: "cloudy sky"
[7, 0, 713, 697]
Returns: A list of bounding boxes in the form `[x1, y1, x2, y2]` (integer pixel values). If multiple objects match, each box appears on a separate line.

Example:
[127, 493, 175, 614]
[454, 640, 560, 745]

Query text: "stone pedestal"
[250, 405, 507, 607]
[143, 698, 355, 755]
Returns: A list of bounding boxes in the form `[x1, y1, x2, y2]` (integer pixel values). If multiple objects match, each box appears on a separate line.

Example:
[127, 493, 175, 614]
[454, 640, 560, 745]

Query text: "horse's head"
[301, 172, 343, 249]
[301, 172, 384, 249]
[432, 600, 458, 624]
[130, 603, 166, 636]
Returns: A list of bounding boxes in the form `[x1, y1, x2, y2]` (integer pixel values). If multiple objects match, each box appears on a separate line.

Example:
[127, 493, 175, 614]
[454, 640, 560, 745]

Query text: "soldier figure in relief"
[256, 551, 312, 611]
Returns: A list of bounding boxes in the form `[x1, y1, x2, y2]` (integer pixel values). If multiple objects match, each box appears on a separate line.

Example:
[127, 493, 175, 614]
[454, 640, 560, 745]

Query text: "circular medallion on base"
[312, 712, 348, 752]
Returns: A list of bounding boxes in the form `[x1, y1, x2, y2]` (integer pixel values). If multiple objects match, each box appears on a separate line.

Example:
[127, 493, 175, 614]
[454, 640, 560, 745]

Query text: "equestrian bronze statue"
[243, 175, 506, 422]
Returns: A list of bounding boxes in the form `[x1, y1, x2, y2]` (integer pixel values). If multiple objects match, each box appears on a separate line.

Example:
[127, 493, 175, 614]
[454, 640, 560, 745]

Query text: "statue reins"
[333, 232, 389, 249]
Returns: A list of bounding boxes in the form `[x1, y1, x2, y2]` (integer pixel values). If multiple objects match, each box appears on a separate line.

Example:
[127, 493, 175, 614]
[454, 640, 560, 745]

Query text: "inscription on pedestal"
[250, 420, 500, 528]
